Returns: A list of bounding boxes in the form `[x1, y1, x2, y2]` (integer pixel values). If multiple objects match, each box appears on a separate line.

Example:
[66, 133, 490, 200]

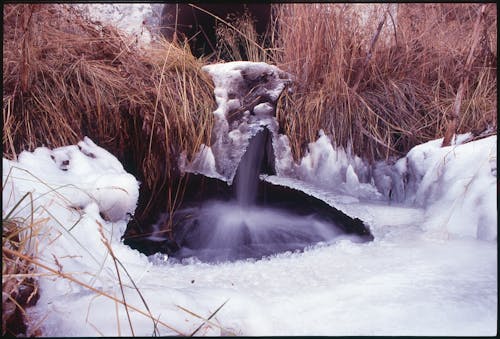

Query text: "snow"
[202, 62, 290, 114]
[4, 134, 496, 336]
[3, 62, 496, 335]
[4, 137, 138, 224]
[373, 134, 497, 241]
[71, 4, 161, 45]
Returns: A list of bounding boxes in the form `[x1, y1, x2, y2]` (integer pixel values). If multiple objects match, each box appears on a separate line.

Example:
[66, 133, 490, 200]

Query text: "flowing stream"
[167, 129, 368, 263]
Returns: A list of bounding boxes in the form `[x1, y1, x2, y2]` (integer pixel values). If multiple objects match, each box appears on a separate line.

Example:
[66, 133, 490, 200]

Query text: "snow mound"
[374, 135, 497, 241]
[4, 137, 139, 223]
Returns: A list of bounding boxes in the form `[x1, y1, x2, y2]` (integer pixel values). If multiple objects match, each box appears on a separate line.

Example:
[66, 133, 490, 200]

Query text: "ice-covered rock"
[180, 61, 293, 183]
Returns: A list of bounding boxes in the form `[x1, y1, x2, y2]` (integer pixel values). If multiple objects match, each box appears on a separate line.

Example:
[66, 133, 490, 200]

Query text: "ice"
[253, 102, 274, 116]
[183, 62, 378, 196]
[178, 144, 225, 181]
[3, 134, 496, 336]
[287, 130, 382, 200]
[202, 61, 290, 108]
[373, 135, 497, 240]
[182, 61, 292, 184]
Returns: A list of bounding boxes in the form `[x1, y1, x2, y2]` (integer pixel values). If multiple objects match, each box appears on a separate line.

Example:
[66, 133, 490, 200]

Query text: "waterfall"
[234, 130, 267, 207]
[130, 62, 372, 263]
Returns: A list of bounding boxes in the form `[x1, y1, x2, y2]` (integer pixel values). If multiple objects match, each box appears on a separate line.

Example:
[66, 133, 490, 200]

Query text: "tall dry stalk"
[442, 4, 490, 146]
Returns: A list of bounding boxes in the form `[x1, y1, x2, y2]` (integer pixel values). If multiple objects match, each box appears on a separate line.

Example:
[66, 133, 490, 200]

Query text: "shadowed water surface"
[170, 200, 367, 263]
[129, 129, 372, 263]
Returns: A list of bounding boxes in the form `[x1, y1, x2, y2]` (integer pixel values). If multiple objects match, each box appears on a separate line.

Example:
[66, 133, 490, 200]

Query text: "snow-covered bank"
[3, 132, 496, 336]
[374, 134, 497, 240]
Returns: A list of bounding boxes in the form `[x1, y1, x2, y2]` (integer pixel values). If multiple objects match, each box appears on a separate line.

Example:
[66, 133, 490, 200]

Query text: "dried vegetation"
[2, 3, 497, 336]
[268, 3, 497, 160]
[3, 4, 216, 221]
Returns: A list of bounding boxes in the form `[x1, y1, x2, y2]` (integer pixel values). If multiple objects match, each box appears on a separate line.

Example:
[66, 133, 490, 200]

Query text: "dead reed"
[271, 3, 497, 161]
[2, 3, 497, 334]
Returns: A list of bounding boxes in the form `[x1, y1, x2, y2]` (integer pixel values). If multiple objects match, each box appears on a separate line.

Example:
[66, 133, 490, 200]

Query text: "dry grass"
[3, 4, 216, 225]
[2, 3, 497, 334]
[2, 185, 42, 336]
[214, 10, 273, 62]
[2, 217, 40, 336]
[271, 3, 497, 161]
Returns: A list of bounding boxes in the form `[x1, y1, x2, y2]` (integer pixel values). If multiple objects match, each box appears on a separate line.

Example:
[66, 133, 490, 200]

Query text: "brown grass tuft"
[3, 4, 216, 226]
[272, 3, 497, 161]
[2, 198, 42, 336]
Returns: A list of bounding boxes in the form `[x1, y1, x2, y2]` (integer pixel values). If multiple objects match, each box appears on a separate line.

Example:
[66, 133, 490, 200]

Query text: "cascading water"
[169, 128, 370, 263]
[127, 61, 372, 263]
[235, 130, 267, 207]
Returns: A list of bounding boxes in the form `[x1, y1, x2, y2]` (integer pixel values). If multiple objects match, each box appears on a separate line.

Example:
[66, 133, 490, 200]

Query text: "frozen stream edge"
[4, 57, 495, 335]
[145, 175, 496, 336]
[141, 195, 496, 336]
[5, 138, 495, 336]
